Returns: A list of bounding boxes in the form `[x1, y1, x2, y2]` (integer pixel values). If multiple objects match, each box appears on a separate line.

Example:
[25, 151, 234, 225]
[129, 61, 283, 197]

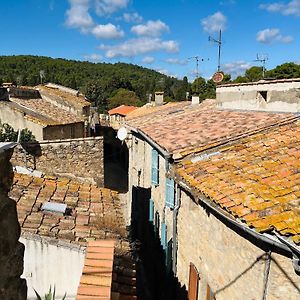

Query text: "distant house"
[108, 105, 138, 119]
[123, 79, 300, 299]
[0, 86, 88, 140]
[37, 83, 91, 118]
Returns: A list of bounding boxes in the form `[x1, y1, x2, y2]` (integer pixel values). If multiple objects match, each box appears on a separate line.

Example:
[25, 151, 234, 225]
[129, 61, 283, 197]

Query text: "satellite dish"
[117, 127, 127, 141]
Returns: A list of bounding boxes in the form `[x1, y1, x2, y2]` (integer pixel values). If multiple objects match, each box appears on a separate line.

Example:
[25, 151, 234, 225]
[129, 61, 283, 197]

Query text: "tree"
[245, 66, 263, 82]
[108, 88, 143, 110]
[0, 123, 35, 142]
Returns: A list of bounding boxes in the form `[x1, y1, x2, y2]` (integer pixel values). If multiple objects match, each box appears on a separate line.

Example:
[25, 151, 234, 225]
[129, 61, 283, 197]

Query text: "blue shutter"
[149, 199, 154, 222]
[165, 178, 175, 208]
[151, 149, 159, 185]
[161, 223, 167, 250]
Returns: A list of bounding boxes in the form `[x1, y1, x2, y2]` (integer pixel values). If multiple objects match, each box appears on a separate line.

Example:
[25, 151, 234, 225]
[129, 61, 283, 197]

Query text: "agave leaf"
[53, 285, 56, 300]
[62, 292, 67, 300]
[33, 288, 42, 300]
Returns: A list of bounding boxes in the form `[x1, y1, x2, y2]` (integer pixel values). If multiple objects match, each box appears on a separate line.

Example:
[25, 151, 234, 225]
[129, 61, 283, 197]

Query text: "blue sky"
[1, 0, 300, 80]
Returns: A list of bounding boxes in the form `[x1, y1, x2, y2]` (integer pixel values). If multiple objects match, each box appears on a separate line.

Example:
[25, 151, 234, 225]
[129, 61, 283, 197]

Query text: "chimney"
[154, 91, 164, 105]
[191, 95, 200, 105]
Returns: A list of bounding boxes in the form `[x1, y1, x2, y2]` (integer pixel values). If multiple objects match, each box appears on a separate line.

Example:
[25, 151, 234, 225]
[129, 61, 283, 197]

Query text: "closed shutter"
[161, 223, 167, 250]
[149, 199, 154, 222]
[188, 263, 199, 300]
[165, 178, 175, 208]
[151, 149, 159, 185]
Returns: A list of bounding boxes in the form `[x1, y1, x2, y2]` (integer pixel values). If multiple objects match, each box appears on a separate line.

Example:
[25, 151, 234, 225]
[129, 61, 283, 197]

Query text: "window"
[151, 149, 159, 185]
[188, 263, 199, 300]
[258, 91, 267, 102]
[206, 285, 216, 300]
[165, 177, 175, 209]
[161, 222, 167, 250]
[154, 211, 160, 235]
[149, 199, 154, 223]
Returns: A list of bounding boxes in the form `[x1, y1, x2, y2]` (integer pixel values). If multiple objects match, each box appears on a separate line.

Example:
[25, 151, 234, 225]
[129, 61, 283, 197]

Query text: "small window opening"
[258, 91, 268, 102]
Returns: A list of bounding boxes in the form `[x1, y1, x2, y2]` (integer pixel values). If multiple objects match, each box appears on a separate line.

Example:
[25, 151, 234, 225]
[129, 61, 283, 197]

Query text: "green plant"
[34, 286, 66, 300]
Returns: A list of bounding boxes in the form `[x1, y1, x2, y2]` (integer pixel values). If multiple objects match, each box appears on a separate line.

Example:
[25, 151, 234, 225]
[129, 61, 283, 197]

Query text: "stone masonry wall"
[176, 190, 300, 300]
[0, 146, 27, 300]
[11, 137, 104, 186]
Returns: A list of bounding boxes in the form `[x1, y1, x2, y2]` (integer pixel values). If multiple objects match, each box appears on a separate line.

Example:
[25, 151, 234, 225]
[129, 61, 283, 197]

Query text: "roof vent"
[41, 202, 70, 215]
[191, 95, 200, 105]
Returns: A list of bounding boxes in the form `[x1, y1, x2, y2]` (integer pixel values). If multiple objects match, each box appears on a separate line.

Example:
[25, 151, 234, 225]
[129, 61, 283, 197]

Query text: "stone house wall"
[43, 123, 84, 140]
[0, 145, 27, 300]
[11, 137, 104, 186]
[176, 189, 300, 300]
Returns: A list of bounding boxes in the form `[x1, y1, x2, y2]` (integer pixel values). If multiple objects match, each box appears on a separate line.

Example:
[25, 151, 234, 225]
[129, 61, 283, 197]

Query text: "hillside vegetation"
[0, 55, 190, 112]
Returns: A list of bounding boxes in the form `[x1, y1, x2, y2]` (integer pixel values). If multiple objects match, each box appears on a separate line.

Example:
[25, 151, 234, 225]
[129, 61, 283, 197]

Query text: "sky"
[1, 0, 300, 81]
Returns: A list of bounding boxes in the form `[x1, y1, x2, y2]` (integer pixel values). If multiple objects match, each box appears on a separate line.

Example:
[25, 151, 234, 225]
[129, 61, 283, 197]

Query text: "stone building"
[0, 143, 27, 300]
[0, 86, 90, 140]
[123, 81, 300, 300]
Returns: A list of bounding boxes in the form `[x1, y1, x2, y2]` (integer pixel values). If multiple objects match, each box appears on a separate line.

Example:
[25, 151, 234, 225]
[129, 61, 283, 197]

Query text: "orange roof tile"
[9, 173, 124, 245]
[108, 105, 138, 116]
[126, 100, 296, 157]
[175, 119, 300, 245]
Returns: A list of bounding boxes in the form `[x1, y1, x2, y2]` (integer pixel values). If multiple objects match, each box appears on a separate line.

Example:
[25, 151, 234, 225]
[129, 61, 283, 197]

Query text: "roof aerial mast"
[209, 29, 222, 72]
[188, 56, 207, 94]
[255, 54, 268, 79]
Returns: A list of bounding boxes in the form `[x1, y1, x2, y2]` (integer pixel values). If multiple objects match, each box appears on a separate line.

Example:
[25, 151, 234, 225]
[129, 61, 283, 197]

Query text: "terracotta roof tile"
[9, 173, 125, 245]
[108, 105, 138, 116]
[126, 99, 296, 157]
[175, 119, 300, 246]
[10, 97, 83, 125]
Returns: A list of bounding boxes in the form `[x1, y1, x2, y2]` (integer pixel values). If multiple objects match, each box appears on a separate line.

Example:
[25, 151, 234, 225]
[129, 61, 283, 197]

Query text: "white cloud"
[142, 56, 155, 64]
[83, 53, 103, 61]
[95, 0, 129, 15]
[123, 12, 143, 23]
[165, 58, 187, 65]
[260, 0, 300, 17]
[65, 0, 93, 31]
[91, 23, 124, 39]
[256, 28, 293, 44]
[155, 68, 177, 78]
[222, 60, 252, 78]
[131, 20, 169, 37]
[99, 37, 179, 58]
[201, 12, 227, 33]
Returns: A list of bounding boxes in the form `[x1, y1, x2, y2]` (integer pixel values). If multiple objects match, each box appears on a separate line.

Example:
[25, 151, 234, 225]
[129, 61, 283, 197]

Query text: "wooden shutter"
[161, 223, 167, 250]
[149, 199, 154, 222]
[206, 285, 216, 300]
[151, 149, 159, 185]
[188, 263, 199, 300]
[165, 178, 175, 208]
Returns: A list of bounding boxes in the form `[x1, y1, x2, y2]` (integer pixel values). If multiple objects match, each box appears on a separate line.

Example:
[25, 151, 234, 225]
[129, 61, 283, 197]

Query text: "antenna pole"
[218, 30, 222, 72]
[209, 30, 222, 72]
[255, 54, 268, 79]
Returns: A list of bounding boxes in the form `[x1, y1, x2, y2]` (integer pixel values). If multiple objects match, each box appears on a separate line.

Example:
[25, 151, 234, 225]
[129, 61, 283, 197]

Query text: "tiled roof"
[175, 119, 300, 245]
[126, 100, 296, 158]
[77, 240, 115, 300]
[9, 173, 125, 245]
[38, 85, 91, 107]
[126, 102, 183, 120]
[10, 98, 83, 125]
[108, 105, 138, 117]
[77, 240, 137, 300]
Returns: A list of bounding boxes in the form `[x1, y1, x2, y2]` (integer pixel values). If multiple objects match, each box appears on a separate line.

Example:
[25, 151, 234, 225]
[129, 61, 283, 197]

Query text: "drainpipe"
[172, 183, 181, 274]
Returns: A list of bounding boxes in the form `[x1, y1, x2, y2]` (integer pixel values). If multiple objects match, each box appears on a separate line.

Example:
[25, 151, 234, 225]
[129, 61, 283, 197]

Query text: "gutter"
[177, 179, 300, 272]
[172, 183, 181, 274]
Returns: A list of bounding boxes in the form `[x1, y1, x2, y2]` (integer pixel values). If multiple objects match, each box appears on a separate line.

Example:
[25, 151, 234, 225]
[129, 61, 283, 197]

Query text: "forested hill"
[0, 55, 190, 112]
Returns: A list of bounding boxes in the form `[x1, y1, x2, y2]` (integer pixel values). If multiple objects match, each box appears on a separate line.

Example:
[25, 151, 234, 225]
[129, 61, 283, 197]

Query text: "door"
[188, 263, 199, 300]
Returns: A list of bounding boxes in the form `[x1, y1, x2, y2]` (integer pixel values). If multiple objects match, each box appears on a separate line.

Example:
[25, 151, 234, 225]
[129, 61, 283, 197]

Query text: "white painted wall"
[20, 236, 85, 300]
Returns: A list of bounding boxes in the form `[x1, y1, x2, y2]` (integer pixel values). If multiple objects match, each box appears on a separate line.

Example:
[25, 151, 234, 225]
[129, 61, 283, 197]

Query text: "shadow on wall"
[130, 186, 187, 300]
[103, 128, 129, 193]
[0, 148, 27, 299]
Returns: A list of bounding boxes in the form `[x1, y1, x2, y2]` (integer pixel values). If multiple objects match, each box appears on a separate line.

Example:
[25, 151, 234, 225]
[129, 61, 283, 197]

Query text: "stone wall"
[0, 145, 27, 300]
[176, 190, 300, 300]
[11, 137, 104, 186]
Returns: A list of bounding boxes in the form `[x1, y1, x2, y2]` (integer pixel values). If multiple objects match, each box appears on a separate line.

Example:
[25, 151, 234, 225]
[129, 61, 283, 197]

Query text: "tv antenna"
[254, 54, 268, 78]
[208, 29, 222, 72]
[188, 56, 208, 94]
